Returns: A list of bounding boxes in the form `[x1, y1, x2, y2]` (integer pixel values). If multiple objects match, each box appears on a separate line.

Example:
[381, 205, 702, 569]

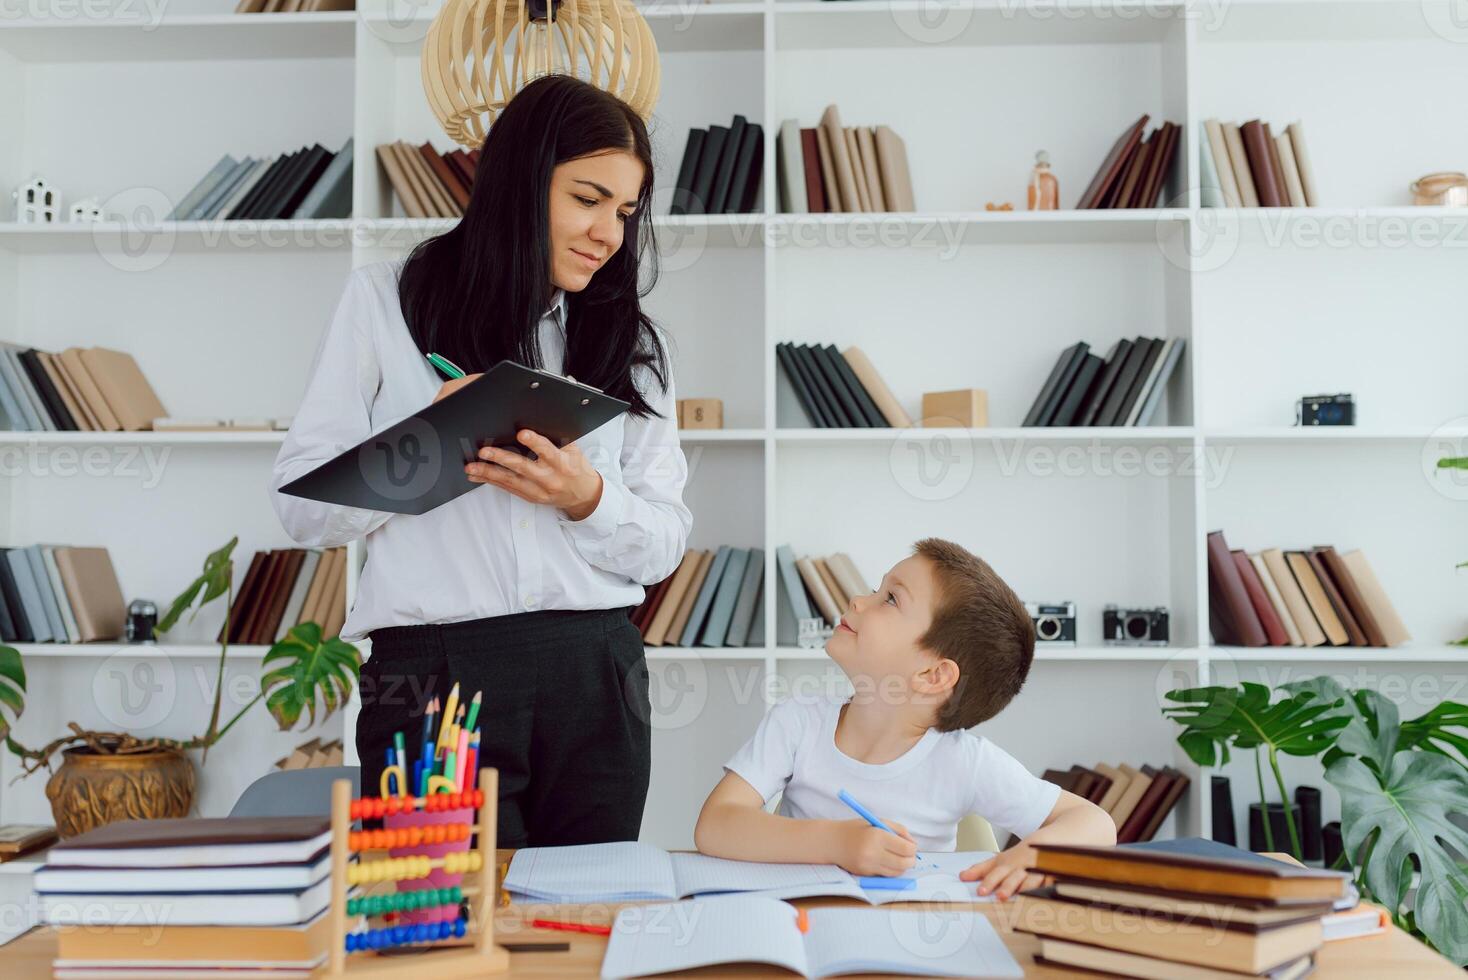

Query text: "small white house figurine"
[68, 198, 105, 223]
[14, 176, 60, 223]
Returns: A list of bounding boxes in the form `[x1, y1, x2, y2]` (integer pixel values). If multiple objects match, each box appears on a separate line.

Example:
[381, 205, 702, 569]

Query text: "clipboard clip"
[529, 367, 604, 395]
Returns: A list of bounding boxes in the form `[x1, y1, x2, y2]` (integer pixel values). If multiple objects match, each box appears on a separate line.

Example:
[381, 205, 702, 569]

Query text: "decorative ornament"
[421, 0, 660, 149]
[14, 176, 59, 223]
[984, 201, 1014, 211]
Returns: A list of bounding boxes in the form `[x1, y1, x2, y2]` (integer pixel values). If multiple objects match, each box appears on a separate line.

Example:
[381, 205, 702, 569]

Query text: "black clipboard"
[278, 360, 630, 516]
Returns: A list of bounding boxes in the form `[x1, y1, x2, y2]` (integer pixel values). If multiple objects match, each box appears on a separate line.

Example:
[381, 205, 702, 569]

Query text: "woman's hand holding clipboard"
[277, 359, 630, 517]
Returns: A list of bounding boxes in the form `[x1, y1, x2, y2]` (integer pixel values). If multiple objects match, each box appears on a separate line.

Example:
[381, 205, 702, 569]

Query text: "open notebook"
[600, 896, 1023, 979]
[503, 841, 996, 905]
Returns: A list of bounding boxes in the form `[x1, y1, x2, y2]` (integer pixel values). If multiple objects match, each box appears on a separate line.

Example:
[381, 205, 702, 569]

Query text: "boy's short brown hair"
[913, 538, 1035, 732]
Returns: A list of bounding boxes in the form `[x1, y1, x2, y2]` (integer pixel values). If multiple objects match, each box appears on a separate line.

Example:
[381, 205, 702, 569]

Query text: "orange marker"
[796, 908, 809, 934]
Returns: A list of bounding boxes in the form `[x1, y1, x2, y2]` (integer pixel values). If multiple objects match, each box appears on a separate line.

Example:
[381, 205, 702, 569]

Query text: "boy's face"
[826, 554, 945, 700]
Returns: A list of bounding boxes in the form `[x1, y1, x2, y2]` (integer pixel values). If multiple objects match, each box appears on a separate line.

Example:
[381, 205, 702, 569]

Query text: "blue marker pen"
[838, 788, 925, 862]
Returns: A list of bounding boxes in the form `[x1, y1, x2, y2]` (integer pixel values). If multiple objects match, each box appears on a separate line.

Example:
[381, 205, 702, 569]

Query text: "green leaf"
[155, 537, 238, 635]
[1282, 677, 1395, 775]
[0, 645, 25, 743]
[1399, 701, 1468, 772]
[260, 623, 361, 730]
[1326, 751, 1468, 965]
[1165, 682, 1347, 761]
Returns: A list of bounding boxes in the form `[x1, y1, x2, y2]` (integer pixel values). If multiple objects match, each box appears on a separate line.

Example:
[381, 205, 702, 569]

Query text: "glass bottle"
[1028, 151, 1059, 210]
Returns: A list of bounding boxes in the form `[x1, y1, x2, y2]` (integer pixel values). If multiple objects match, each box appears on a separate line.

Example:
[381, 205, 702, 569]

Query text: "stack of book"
[235, 0, 352, 10]
[776, 342, 910, 428]
[0, 546, 125, 644]
[39, 816, 338, 980]
[1023, 337, 1185, 427]
[220, 546, 348, 645]
[0, 343, 166, 432]
[772, 545, 872, 637]
[669, 114, 764, 215]
[1077, 115, 1182, 210]
[1017, 838, 1350, 979]
[1202, 120, 1318, 209]
[375, 140, 478, 219]
[168, 139, 353, 221]
[1207, 531, 1410, 649]
[636, 545, 765, 647]
[1029, 763, 1189, 845]
[774, 106, 914, 213]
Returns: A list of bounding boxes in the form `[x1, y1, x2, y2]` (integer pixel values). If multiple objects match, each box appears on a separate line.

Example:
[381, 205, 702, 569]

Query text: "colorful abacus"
[326, 769, 510, 978]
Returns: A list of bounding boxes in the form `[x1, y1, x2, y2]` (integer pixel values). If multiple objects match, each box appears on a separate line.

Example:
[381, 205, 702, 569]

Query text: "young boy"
[694, 538, 1116, 901]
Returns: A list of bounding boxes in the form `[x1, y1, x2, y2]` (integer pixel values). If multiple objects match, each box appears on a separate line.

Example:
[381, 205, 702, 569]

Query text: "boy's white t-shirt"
[723, 695, 1061, 852]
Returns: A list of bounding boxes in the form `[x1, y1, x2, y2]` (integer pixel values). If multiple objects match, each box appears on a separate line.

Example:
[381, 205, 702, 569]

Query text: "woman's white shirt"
[268, 258, 692, 642]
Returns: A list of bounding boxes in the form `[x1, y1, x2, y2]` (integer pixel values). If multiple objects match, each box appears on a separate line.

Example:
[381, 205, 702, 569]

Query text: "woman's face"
[547, 149, 645, 293]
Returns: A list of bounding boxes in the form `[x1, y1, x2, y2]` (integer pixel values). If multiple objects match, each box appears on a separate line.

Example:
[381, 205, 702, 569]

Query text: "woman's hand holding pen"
[466, 429, 604, 522]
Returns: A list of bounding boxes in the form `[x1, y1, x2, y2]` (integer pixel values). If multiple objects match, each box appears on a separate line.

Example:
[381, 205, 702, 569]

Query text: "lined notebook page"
[600, 896, 808, 980]
[669, 852, 852, 897]
[862, 851, 997, 905]
[503, 842, 677, 902]
[804, 907, 1023, 978]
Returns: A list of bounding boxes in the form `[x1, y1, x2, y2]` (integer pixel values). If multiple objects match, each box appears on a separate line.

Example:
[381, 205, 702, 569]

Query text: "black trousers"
[356, 606, 651, 848]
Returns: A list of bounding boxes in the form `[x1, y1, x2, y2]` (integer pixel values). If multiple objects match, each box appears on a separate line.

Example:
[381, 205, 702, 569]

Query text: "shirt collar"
[544, 288, 567, 324]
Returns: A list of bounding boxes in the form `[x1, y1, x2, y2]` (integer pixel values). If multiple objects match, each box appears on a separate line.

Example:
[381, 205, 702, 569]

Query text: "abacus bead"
[385, 797, 400, 815]
[453, 918, 466, 938]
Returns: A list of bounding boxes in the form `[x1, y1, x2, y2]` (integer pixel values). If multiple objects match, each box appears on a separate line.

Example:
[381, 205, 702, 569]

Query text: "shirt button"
[518, 519, 529, 530]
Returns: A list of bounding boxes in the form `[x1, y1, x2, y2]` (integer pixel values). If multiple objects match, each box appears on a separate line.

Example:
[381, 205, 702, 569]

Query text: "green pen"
[426, 352, 465, 380]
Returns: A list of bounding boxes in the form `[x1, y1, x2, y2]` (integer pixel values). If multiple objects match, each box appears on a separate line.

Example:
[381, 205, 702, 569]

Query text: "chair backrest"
[956, 813, 1000, 852]
[230, 767, 361, 818]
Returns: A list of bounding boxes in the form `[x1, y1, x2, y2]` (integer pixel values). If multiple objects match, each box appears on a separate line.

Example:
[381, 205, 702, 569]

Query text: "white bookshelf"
[0, 0, 1464, 864]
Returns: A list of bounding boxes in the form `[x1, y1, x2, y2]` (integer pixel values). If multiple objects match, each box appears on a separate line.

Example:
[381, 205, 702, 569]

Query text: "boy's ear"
[915, 657, 961, 696]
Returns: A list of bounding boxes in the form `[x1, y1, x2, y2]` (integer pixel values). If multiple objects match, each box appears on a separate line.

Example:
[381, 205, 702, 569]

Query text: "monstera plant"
[0, 537, 360, 836]
[1164, 677, 1468, 965]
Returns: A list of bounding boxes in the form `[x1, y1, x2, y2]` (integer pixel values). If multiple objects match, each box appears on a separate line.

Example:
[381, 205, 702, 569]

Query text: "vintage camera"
[1296, 393, 1355, 426]
[1103, 605, 1170, 646]
[1026, 601, 1076, 646]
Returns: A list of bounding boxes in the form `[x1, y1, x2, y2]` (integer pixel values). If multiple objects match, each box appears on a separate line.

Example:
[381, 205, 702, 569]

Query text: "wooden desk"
[2, 850, 1458, 978]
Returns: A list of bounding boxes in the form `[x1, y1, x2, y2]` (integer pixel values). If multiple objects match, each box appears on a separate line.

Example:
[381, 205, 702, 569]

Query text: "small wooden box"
[921, 389, 988, 428]
[680, 398, 724, 430]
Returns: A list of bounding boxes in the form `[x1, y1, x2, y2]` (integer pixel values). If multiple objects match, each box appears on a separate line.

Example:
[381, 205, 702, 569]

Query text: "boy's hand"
[959, 844, 1047, 900]
[829, 819, 918, 877]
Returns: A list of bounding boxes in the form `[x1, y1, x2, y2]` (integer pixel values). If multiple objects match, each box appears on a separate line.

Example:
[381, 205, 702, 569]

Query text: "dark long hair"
[396, 74, 668, 418]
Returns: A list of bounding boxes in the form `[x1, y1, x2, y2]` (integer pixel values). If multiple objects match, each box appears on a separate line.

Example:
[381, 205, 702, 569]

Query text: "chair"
[230, 766, 361, 818]
[956, 813, 1000, 852]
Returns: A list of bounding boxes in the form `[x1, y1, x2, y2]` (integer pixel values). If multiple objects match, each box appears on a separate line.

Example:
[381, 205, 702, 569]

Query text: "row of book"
[776, 342, 912, 429]
[235, 0, 351, 10]
[1016, 838, 1353, 979]
[0, 343, 165, 433]
[1207, 531, 1410, 649]
[1077, 116, 1181, 209]
[0, 546, 125, 644]
[375, 140, 479, 219]
[1203, 118, 1319, 209]
[167, 139, 353, 222]
[669, 115, 764, 216]
[768, 546, 874, 649]
[1023, 336, 1185, 428]
[219, 547, 348, 646]
[636, 545, 765, 647]
[774, 107, 915, 214]
[1029, 763, 1188, 848]
[39, 816, 335, 978]
[273, 737, 344, 771]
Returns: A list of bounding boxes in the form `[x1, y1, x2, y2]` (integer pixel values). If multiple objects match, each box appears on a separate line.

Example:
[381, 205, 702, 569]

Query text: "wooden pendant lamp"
[421, 0, 661, 149]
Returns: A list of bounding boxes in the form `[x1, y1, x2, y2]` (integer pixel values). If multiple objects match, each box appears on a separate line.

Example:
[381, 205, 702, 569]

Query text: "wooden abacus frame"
[325, 768, 510, 978]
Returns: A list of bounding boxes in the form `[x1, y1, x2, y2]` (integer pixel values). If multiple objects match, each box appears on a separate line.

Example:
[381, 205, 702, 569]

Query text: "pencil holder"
[385, 805, 475, 924]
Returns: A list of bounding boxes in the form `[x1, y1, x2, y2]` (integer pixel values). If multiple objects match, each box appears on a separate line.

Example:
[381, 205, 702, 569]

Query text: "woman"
[269, 75, 691, 847]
